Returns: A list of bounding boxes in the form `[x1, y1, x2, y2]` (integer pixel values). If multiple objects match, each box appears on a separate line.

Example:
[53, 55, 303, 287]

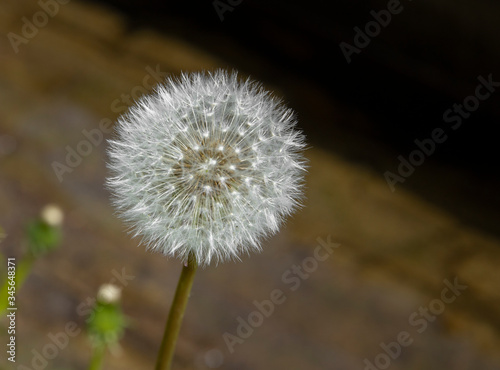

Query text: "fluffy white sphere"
[107, 70, 306, 266]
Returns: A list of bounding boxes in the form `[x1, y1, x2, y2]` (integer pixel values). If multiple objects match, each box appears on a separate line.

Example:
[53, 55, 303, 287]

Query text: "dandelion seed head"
[107, 70, 306, 266]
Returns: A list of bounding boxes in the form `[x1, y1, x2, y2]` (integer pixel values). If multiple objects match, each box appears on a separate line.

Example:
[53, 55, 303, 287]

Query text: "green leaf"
[87, 302, 128, 347]
[26, 220, 61, 256]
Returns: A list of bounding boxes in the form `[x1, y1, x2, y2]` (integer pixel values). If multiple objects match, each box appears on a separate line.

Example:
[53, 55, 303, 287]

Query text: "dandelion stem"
[155, 252, 198, 370]
[88, 344, 105, 370]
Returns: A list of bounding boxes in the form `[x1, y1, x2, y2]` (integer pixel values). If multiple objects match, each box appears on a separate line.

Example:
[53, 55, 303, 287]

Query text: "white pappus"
[107, 70, 306, 266]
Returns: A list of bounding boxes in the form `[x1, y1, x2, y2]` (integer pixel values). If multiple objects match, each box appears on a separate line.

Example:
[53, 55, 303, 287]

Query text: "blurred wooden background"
[1, 0, 500, 369]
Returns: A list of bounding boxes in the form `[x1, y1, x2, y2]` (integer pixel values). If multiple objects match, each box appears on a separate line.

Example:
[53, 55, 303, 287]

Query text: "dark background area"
[85, 0, 500, 238]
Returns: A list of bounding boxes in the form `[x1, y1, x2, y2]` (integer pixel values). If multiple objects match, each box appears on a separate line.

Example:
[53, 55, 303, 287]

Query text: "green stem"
[0, 255, 34, 312]
[88, 344, 106, 370]
[155, 253, 198, 370]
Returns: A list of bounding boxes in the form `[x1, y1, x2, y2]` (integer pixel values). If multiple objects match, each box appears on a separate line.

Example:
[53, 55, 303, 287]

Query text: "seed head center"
[172, 140, 245, 195]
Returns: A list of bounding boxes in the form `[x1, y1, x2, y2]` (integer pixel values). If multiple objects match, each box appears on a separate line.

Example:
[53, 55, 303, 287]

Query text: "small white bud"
[97, 284, 121, 304]
[41, 204, 64, 227]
